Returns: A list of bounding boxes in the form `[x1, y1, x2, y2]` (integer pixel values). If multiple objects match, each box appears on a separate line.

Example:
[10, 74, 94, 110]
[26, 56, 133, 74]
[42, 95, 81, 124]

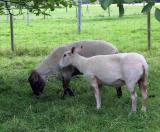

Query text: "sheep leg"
[116, 87, 122, 98]
[127, 83, 137, 112]
[138, 81, 147, 112]
[89, 76, 101, 109]
[62, 78, 74, 97]
[130, 90, 137, 112]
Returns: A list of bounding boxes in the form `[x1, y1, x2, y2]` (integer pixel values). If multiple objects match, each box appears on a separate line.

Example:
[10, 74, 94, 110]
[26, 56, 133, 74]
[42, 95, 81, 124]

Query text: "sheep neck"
[72, 54, 87, 73]
[36, 58, 58, 81]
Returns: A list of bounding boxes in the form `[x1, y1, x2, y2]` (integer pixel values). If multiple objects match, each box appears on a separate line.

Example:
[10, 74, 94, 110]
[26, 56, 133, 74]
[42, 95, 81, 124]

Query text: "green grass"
[0, 5, 160, 132]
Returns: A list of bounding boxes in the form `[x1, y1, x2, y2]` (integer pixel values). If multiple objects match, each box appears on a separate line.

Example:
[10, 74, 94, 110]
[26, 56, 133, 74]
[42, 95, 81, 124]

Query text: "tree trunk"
[117, 3, 124, 17]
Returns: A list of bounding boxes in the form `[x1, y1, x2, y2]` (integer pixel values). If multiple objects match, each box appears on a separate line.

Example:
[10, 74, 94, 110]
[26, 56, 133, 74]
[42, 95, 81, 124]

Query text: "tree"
[99, 0, 126, 17]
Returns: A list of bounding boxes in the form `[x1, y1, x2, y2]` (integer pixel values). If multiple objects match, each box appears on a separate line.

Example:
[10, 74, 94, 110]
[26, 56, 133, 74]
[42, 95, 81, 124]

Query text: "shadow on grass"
[83, 14, 144, 22]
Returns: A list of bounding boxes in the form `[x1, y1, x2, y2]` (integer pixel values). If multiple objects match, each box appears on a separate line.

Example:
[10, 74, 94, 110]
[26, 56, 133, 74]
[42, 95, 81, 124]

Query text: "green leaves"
[0, 0, 73, 15]
[124, 0, 143, 3]
[100, 0, 113, 10]
[60, 0, 68, 7]
[141, 1, 155, 14]
[155, 8, 160, 22]
[0, 2, 5, 15]
[123, 0, 135, 3]
[90, 0, 97, 3]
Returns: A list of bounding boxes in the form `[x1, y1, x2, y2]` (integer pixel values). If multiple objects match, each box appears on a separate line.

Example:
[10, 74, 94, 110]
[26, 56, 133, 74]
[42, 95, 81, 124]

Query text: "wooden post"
[147, 11, 151, 50]
[43, 14, 46, 19]
[76, 7, 77, 18]
[27, 10, 29, 25]
[66, 7, 68, 13]
[23, 13, 25, 20]
[108, 7, 110, 17]
[9, 13, 14, 52]
[78, 0, 82, 33]
[86, 4, 89, 13]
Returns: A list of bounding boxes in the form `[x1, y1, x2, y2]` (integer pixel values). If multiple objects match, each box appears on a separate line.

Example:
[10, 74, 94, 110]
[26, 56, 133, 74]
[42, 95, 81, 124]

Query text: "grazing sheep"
[28, 40, 122, 98]
[59, 46, 148, 112]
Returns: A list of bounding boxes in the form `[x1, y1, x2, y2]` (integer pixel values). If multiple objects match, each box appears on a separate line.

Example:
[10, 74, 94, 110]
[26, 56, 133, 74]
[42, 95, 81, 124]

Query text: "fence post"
[66, 7, 68, 13]
[23, 13, 25, 20]
[76, 7, 77, 17]
[147, 11, 151, 50]
[26, 10, 30, 25]
[78, 0, 82, 33]
[86, 4, 89, 13]
[6, 13, 9, 23]
[9, 13, 14, 52]
[108, 7, 110, 17]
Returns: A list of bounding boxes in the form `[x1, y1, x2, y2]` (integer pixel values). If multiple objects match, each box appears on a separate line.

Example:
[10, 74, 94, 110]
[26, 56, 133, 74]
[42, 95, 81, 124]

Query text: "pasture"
[0, 5, 160, 131]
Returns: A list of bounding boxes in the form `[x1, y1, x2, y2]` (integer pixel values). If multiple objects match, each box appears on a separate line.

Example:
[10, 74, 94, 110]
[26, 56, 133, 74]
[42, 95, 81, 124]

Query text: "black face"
[28, 70, 45, 96]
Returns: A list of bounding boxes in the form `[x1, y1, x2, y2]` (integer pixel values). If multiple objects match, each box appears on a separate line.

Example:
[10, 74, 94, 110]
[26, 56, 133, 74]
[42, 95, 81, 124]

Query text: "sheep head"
[59, 46, 82, 68]
[28, 70, 45, 96]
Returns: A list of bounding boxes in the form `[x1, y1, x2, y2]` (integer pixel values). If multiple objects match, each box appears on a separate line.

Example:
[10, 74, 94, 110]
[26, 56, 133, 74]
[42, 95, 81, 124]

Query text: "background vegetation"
[0, 5, 160, 131]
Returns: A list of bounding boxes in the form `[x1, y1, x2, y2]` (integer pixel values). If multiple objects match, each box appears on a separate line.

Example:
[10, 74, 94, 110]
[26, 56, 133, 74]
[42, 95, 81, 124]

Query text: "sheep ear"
[71, 46, 82, 54]
[71, 47, 76, 54]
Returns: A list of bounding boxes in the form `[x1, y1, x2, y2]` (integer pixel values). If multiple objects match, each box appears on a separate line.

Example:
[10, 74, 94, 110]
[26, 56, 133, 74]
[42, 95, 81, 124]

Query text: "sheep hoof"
[117, 93, 122, 98]
[116, 87, 122, 98]
[141, 107, 146, 112]
[61, 93, 66, 99]
[61, 88, 74, 98]
[131, 110, 137, 113]
[66, 88, 74, 96]
[128, 111, 136, 117]
[96, 106, 101, 110]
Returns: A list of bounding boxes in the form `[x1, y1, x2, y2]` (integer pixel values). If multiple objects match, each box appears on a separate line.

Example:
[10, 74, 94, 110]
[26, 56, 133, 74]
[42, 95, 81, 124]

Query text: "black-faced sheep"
[28, 40, 122, 98]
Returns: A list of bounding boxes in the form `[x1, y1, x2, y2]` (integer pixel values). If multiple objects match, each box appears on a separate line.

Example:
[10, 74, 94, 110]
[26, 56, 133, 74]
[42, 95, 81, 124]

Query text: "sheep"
[28, 40, 122, 98]
[59, 46, 148, 112]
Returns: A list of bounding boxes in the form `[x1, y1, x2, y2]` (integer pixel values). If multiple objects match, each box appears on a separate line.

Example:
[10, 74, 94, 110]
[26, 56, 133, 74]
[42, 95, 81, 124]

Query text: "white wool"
[35, 40, 118, 81]
[60, 52, 148, 88]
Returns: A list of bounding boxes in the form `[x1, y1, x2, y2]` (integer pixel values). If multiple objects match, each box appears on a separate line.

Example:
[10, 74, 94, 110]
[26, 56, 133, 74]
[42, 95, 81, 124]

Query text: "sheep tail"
[142, 62, 148, 86]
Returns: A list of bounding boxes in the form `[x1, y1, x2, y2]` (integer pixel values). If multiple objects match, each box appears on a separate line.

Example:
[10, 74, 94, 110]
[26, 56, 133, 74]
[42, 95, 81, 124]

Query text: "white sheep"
[59, 46, 148, 112]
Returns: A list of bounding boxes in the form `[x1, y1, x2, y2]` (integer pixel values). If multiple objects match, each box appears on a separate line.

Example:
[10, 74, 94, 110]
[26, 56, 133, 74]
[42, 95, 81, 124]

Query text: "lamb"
[28, 40, 122, 98]
[59, 46, 148, 112]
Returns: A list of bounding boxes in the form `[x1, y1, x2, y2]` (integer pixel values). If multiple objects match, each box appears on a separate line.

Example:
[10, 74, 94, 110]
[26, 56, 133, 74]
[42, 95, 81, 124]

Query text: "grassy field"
[0, 5, 160, 132]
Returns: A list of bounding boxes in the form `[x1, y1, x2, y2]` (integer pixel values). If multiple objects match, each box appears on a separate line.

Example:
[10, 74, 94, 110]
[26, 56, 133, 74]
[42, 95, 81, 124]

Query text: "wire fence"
[0, 4, 159, 53]
[0, 4, 146, 22]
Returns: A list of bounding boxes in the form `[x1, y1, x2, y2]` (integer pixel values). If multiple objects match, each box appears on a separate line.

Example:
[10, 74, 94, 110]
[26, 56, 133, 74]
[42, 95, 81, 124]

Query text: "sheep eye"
[64, 54, 66, 57]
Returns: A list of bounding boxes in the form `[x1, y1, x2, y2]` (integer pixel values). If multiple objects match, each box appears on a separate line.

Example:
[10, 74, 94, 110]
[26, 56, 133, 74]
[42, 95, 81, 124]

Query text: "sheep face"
[59, 51, 72, 68]
[28, 70, 45, 96]
[59, 47, 82, 68]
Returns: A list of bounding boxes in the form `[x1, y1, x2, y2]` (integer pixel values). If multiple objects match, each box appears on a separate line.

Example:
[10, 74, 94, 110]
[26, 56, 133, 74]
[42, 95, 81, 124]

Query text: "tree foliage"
[0, 0, 160, 21]
[155, 8, 160, 22]
[98, 0, 160, 21]
[0, 0, 72, 15]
